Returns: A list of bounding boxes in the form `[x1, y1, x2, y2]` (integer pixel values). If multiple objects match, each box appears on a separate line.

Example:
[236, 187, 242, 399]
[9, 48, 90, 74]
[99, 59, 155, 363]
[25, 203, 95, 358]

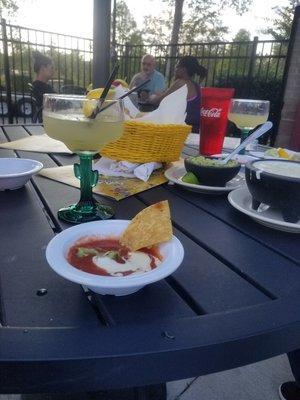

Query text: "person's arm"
[129, 73, 145, 89]
[129, 74, 139, 90]
[149, 79, 185, 105]
[153, 73, 166, 95]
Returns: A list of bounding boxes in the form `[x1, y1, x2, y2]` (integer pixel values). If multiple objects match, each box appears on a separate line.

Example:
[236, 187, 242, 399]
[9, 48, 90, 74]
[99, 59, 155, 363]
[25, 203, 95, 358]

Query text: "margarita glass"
[228, 99, 270, 153]
[43, 94, 124, 224]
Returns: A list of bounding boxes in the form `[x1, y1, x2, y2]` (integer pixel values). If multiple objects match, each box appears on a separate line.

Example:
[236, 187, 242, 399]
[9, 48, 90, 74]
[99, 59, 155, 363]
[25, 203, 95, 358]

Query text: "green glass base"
[58, 202, 114, 224]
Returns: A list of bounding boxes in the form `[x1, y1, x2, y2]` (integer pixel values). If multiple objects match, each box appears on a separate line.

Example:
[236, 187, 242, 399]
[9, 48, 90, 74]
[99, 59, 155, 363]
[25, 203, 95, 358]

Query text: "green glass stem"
[239, 128, 251, 154]
[57, 153, 114, 224]
[74, 153, 98, 207]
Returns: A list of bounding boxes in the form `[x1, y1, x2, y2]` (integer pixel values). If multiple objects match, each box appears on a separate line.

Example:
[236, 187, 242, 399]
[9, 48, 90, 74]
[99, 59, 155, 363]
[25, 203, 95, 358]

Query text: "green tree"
[0, 0, 19, 19]
[143, 11, 173, 44]
[213, 29, 251, 84]
[264, 0, 299, 40]
[142, 0, 253, 44]
[114, 0, 143, 45]
[0, 0, 18, 17]
[233, 29, 251, 42]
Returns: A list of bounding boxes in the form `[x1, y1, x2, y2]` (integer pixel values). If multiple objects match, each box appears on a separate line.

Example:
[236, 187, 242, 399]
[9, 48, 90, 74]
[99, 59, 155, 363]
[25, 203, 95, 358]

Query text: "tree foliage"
[142, 11, 173, 44]
[114, 0, 143, 44]
[232, 29, 251, 42]
[142, 0, 253, 44]
[0, 0, 18, 17]
[264, 0, 299, 40]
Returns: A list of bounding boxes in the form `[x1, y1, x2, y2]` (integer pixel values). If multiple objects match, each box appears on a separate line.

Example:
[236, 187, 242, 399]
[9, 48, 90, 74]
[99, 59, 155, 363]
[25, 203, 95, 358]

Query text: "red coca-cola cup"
[200, 87, 235, 156]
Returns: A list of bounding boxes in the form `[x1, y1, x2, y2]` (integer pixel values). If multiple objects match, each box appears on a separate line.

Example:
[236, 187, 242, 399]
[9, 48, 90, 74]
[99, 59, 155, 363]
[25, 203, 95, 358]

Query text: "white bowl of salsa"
[46, 220, 184, 296]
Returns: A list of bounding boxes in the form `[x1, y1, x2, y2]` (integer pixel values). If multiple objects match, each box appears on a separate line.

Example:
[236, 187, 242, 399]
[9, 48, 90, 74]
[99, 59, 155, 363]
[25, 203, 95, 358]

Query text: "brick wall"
[276, 6, 300, 150]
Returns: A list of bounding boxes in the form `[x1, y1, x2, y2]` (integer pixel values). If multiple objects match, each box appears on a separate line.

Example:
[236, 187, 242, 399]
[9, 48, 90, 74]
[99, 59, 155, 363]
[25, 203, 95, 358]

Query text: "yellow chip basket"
[101, 121, 192, 163]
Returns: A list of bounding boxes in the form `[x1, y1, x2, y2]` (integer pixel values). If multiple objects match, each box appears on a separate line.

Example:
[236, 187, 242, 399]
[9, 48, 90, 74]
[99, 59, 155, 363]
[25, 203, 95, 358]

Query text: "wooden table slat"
[1, 124, 300, 394]
[166, 184, 300, 265]
[31, 169, 272, 317]
[137, 186, 300, 298]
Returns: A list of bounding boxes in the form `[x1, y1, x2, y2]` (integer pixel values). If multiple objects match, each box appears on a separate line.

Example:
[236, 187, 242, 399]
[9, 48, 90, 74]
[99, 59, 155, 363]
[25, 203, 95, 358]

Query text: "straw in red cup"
[200, 87, 235, 156]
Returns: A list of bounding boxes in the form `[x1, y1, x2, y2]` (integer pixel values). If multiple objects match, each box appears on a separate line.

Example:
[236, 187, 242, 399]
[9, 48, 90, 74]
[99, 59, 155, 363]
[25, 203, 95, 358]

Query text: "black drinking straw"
[97, 78, 151, 114]
[89, 63, 119, 119]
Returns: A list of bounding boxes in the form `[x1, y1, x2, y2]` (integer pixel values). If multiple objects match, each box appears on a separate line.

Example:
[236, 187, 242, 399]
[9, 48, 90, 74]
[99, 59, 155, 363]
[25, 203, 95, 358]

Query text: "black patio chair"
[28, 83, 43, 123]
[60, 85, 86, 95]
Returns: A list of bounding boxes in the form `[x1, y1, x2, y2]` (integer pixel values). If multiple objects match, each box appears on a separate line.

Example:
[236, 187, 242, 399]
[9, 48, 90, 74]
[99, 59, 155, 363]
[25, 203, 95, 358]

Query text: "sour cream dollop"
[93, 251, 161, 276]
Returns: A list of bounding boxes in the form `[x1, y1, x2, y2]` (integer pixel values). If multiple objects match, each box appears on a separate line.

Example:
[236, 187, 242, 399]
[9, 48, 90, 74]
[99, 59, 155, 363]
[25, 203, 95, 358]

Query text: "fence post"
[1, 18, 13, 124]
[124, 42, 130, 81]
[244, 36, 258, 96]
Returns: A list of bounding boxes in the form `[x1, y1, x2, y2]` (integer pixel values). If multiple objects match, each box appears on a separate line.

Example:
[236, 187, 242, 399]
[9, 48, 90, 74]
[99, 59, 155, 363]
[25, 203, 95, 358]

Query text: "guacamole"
[188, 156, 238, 168]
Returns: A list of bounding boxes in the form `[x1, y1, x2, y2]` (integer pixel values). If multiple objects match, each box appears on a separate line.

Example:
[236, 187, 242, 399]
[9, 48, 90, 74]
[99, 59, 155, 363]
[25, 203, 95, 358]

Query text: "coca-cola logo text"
[201, 107, 222, 118]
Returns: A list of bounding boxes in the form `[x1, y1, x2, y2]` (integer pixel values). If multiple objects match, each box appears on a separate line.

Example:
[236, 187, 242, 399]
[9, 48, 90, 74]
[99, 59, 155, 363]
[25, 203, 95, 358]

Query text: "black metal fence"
[0, 19, 93, 124]
[0, 18, 289, 140]
[117, 38, 289, 88]
[117, 39, 289, 141]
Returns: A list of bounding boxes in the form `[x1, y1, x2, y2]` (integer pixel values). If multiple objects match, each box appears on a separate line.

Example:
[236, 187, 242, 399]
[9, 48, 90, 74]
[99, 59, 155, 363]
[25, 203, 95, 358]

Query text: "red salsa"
[67, 236, 162, 277]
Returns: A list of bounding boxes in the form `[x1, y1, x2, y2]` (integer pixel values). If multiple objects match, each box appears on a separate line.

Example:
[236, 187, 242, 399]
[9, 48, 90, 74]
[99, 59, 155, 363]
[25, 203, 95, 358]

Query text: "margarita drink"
[228, 113, 268, 130]
[43, 94, 124, 224]
[43, 112, 123, 153]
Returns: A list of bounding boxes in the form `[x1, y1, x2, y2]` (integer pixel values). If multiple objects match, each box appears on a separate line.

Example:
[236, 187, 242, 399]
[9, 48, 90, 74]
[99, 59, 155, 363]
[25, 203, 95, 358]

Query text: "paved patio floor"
[0, 354, 293, 400]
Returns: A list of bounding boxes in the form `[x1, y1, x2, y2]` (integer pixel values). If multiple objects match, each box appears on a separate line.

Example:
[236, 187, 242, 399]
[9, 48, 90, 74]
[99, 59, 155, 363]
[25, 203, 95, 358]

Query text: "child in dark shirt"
[32, 52, 55, 108]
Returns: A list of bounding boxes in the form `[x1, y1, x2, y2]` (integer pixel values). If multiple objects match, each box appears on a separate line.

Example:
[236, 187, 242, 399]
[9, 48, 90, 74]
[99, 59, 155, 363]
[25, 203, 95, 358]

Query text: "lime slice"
[86, 88, 115, 100]
[182, 172, 200, 185]
[83, 99, 97, 118]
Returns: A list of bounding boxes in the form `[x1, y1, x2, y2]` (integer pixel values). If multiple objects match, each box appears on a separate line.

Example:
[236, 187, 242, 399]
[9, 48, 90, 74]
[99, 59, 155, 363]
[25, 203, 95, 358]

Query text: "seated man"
[129, 55, 166, 101]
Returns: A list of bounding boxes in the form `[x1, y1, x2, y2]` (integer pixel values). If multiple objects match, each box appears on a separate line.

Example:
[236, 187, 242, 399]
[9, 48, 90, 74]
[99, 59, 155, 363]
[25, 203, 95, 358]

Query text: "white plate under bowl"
[248, 151, 278, 159]
[0, 158, 43, 190]
[228, 187, 300, 233]
[248, 150, 298, 160]
[46, 220, 184, 296]
[164, 164, 245, 195]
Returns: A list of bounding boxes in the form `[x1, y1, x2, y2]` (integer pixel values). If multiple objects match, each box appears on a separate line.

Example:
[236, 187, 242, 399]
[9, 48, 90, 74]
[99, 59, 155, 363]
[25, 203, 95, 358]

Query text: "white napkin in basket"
[114, 85, 140, 119]
[136, 85, 188, 124]
[94, 157, 162, 182]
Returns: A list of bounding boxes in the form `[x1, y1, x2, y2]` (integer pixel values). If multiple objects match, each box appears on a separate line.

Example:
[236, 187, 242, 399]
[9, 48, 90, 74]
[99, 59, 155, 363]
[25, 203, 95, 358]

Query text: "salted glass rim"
[230, 98, 270, 104]
[43, 94, 120, 102]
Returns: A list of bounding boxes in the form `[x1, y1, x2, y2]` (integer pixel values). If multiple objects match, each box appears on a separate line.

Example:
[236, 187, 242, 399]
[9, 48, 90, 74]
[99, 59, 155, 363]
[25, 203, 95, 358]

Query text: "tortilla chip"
[120, 200, 172, 251]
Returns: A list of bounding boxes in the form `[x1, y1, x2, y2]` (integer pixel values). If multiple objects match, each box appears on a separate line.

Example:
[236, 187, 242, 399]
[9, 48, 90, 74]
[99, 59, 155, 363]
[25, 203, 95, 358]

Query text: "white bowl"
[46, 220, 184, 296]
[0, 158, 43, 190]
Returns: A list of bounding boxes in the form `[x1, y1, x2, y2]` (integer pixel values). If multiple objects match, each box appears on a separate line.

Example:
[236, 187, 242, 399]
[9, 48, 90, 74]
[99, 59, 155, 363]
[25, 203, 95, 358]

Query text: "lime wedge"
[182, 172, 200, 185]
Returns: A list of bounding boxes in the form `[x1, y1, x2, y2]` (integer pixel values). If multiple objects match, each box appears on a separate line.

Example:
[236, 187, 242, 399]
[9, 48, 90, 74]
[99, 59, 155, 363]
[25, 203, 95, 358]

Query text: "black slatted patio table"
[1, 124, 300, 399]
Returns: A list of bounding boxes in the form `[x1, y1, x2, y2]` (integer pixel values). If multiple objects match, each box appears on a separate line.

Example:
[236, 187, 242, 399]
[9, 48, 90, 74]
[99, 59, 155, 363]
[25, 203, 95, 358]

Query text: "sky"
[3, 0, 290, 41]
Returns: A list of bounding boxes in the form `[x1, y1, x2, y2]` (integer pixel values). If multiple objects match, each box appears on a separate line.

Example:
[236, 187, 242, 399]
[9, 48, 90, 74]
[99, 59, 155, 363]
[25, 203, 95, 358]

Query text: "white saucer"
[228, 187, 300, 233]
[248, 150, 278, 159]
[164, 164, 245, 195]
[248, 150, 297, 160]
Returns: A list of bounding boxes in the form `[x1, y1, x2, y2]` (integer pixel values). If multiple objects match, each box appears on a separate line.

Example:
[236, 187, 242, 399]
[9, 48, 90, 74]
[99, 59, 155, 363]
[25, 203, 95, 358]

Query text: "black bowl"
[245, 159, 300, 223]
[184, 156, 241, 187]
